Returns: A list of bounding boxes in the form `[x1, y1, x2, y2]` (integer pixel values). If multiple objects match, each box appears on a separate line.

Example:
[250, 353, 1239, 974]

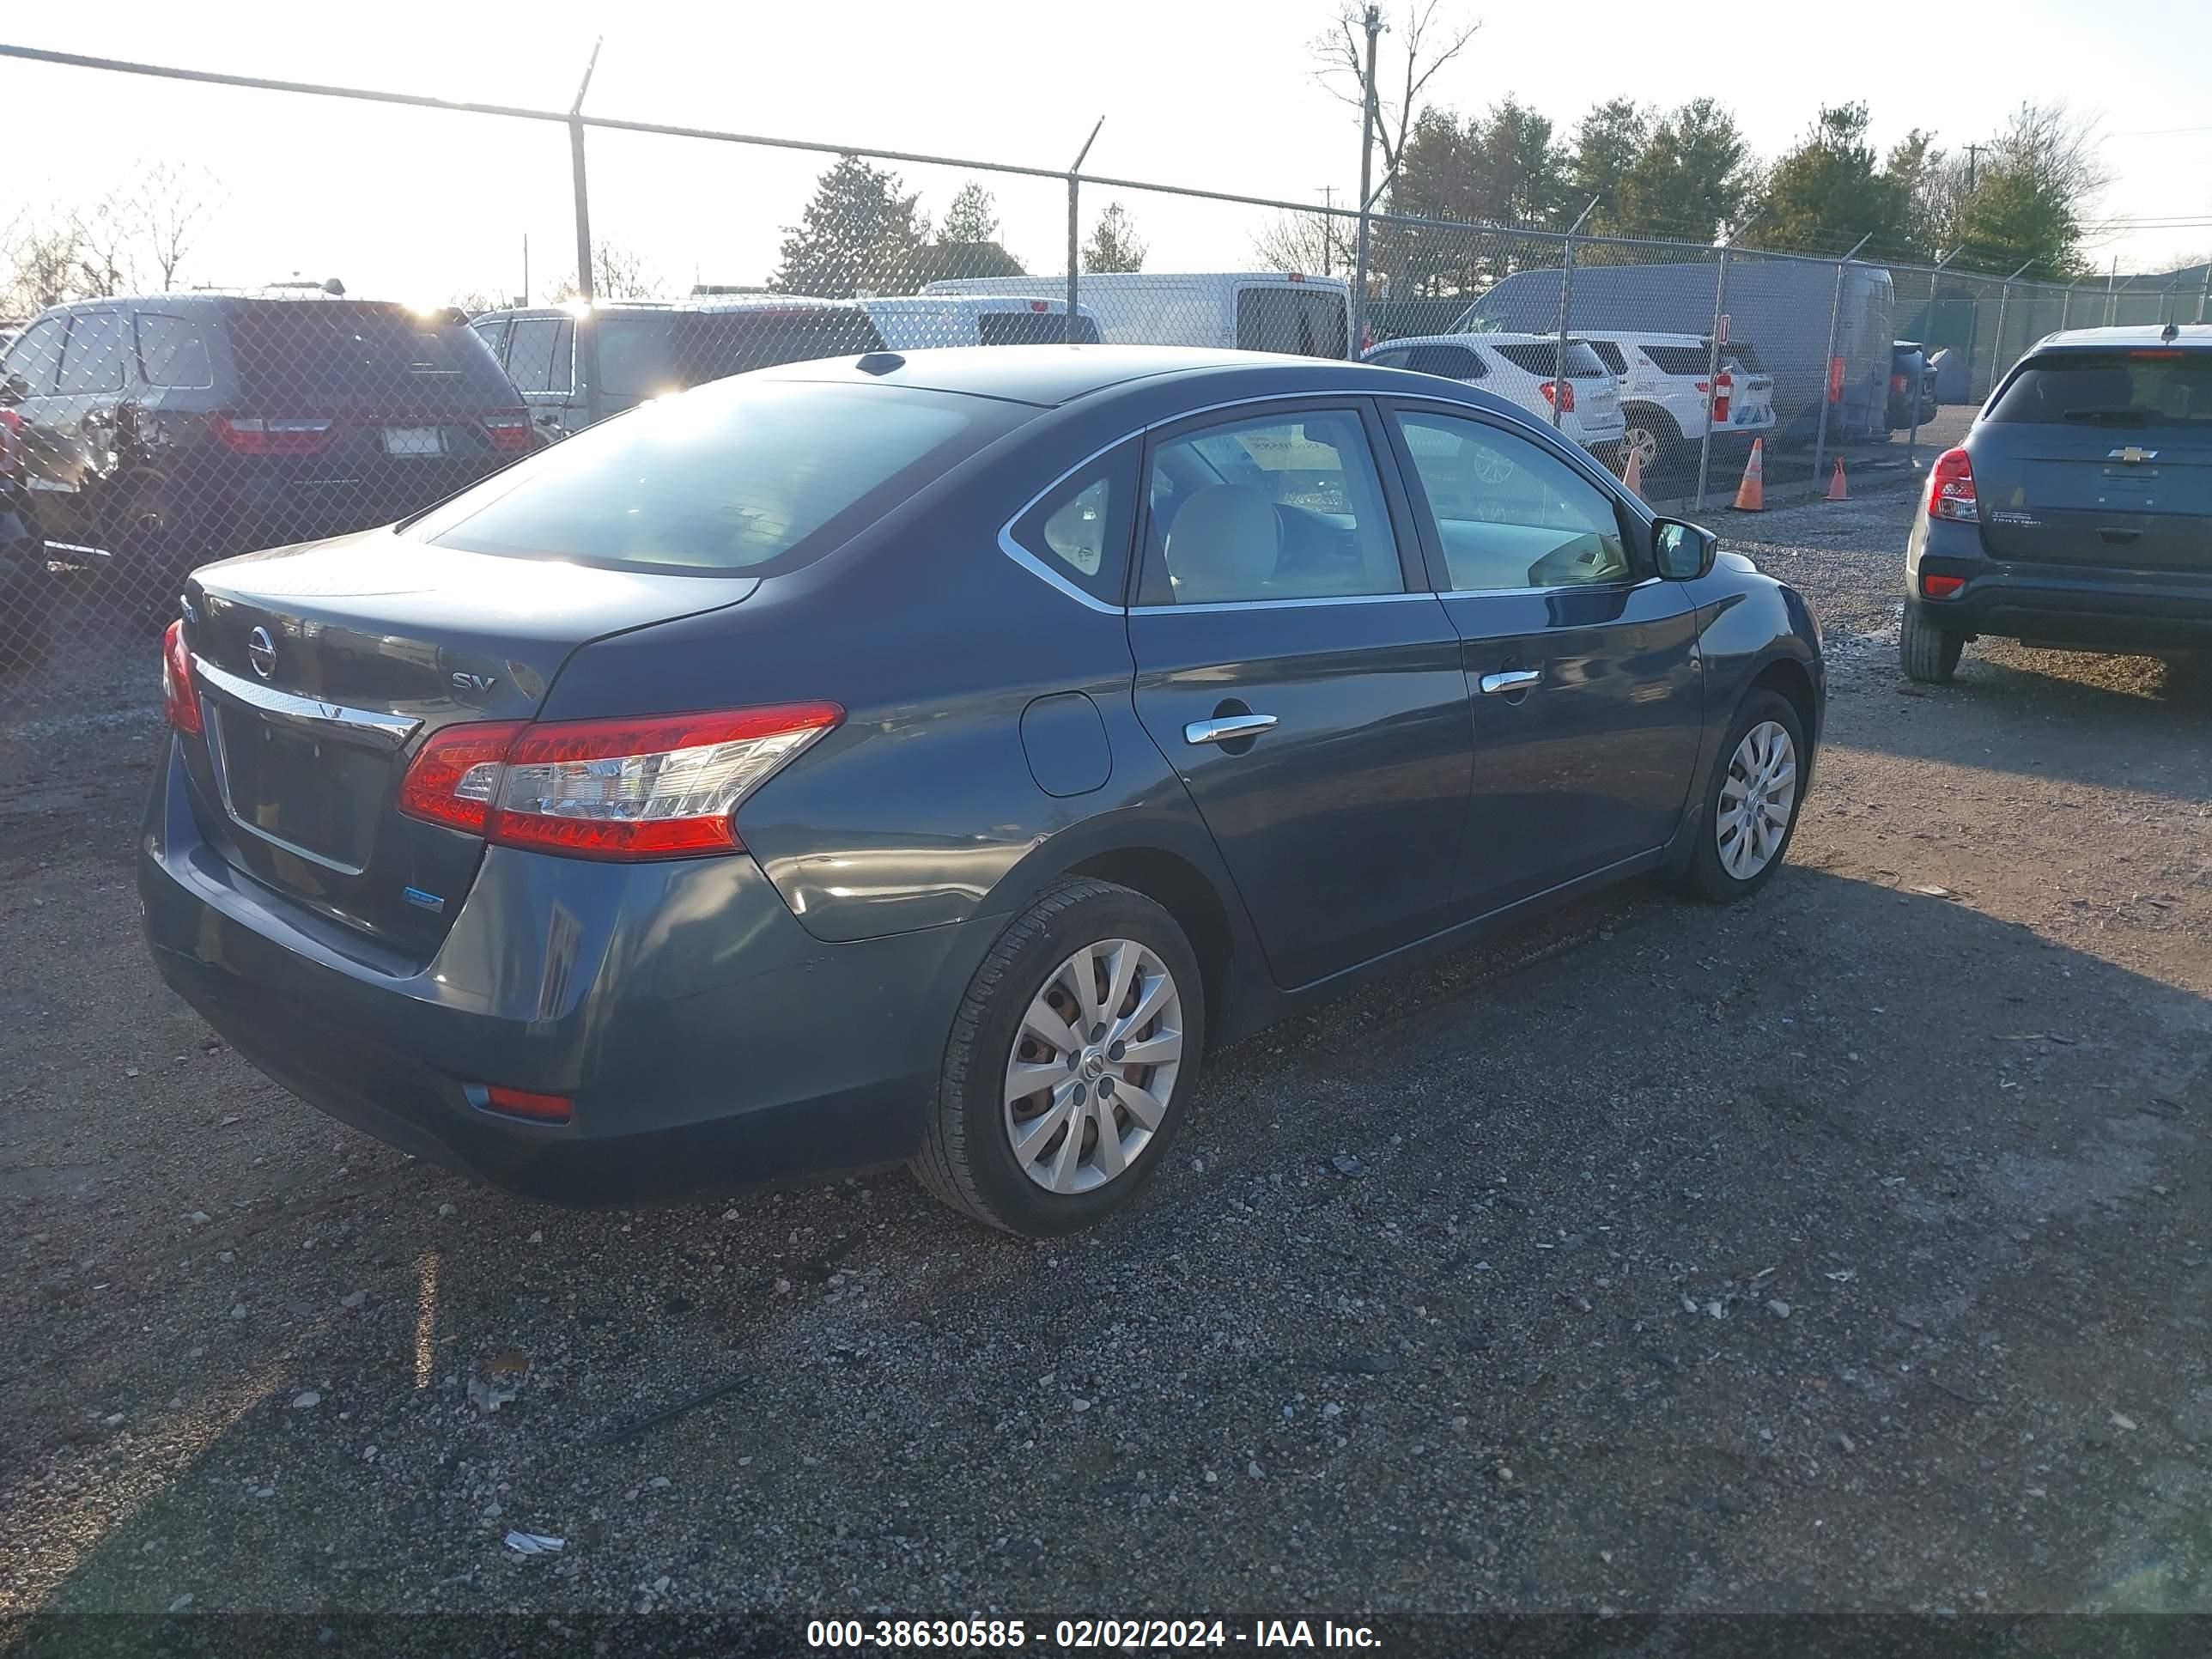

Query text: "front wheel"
[913, 878, 1205, 1237]
[1899, 605, 1964, 683]
[1680, 690, 1808, 903]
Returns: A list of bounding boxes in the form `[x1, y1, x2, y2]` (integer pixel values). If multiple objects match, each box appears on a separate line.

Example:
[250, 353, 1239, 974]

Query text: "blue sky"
[4, 0, 2204, 303]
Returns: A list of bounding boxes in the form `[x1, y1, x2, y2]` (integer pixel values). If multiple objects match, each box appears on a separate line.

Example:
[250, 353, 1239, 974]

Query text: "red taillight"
[161, 621, 204, 735]
[396, 704, 843, 861]
[481, 411, 533, 453]
[2129, 349, 2183, 361]
[208, 414, 336, 456]
[1891, 373, 1909, 395]
[482, 1085, 572, 1124]
[1539, 380, 1576, 414]
[398, 721, 526, 834]
[1929, 447, 1978, 523]
[1922, 573, 1966, 599]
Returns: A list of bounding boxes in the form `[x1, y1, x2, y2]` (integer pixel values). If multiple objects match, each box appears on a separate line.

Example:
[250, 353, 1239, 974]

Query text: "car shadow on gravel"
[10, 870, 2212, 1619]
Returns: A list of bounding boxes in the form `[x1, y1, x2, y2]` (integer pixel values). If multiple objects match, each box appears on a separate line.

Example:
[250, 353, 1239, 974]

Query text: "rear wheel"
[1680, 690, 1807, 903]
[914, 878, 1204, 1237]
[1900, 605, 1964, 684]
[1620, 405, 1681, 477]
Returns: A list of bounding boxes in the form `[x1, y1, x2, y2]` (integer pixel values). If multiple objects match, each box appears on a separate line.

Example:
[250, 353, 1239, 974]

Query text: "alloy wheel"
[1716, 720, 1797, 880]
[1003, 939, 1184, 1195]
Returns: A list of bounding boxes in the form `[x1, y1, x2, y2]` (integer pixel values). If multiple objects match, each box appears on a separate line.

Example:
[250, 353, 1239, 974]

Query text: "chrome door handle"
[1479, 670, 1541, 696]
[1184, 714, 1278, 745]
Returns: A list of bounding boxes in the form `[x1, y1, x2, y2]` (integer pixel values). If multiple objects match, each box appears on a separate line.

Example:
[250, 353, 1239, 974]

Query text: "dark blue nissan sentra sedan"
[142, 346, 1823, 1237]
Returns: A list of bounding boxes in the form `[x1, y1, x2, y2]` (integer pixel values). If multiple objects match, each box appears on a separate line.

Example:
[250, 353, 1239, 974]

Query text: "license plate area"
[210, 706, 391, 872]
[381, 426, 446, 457]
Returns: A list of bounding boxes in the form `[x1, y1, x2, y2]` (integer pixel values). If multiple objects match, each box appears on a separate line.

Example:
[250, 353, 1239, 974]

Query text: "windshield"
[405, 378, 1018, 574]
[1987, 350, 2212, 427]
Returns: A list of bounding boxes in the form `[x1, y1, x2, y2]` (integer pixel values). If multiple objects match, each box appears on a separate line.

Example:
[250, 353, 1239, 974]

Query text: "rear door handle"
[1480, 669, 1541, 696]
[1184, 714, 1278, 745]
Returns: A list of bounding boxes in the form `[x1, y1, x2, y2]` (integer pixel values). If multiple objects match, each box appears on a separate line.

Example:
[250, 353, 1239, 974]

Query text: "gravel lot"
[3, 475, 2209, 1631]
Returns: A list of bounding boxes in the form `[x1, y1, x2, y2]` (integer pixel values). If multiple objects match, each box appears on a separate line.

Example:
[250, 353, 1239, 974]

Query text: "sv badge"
[451, 672, 499, 693]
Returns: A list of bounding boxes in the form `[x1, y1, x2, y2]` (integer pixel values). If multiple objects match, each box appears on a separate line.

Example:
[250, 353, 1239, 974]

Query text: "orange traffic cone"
[1826, 458, 1849, 501]
[1733, 439, 1765, 511]
[1620, 445, 1644, 498]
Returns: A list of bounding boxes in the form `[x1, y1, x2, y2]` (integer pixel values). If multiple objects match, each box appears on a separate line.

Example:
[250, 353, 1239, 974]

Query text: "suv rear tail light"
[1929, 447, 1978, 523]
[1539, 380, 1576, 414]
[398, 704, 843, 860]
[1921, 573, 1966, 599]
[209, 414, 336, 456]
[480, 1085, 573, 1124]
[481, 411, 534, 453]
[161, 621, 204, 735]
[1891, 372, 1909, 395]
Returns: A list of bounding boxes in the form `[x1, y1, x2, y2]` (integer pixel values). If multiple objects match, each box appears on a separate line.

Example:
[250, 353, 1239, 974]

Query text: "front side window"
[1140, 409, 1402, 605]
[504, 318, 562, 394]
[1394, 410, 1632, 592]
[57, 312, 129, 394]
[408, 378, 1018, 575]
[3, 317, 68, 397]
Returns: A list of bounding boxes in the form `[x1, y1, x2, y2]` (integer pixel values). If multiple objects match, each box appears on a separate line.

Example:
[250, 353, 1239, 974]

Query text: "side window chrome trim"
[1130, 592, 1437, 616]
[996, 432, 1138, 615]
[1437, 575, 1666, 601]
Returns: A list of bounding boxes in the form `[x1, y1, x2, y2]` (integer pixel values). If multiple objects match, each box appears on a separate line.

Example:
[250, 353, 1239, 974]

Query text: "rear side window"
[1007, 441, 1138, 603]
[1400, 343, 1483, 380]
[1491, 342, 1609, 379]
[1641, 344, 1714, 377]
[504, 318, 566, 394]
[1987, 351, 2212, 428]
[136, 314, 215, 389]
[58, 312, 130, 393]
[226, 303, 514, 404]
[2, 316, 67, 397]
[409, 380, 1018, 574]
[978, 310, 1101, 346]
[1585, 340, 1628, 375]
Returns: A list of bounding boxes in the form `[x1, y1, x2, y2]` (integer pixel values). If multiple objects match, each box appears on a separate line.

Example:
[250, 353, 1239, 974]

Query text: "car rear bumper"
[1907, 514, 2212, 652]
[138, 736, 990, 1204]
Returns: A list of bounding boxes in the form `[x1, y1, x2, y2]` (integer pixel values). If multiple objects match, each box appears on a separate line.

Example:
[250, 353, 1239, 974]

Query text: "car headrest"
[1164, 484, 1279, 604]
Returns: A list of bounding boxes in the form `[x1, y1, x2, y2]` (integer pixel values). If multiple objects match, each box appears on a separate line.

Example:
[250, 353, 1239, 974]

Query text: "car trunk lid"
[181, 530, 757, 957]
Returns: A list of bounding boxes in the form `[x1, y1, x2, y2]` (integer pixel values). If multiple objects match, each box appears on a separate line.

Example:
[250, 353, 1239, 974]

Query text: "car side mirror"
[0, 376, 24, 405]
[1652, 518, 1717, 581]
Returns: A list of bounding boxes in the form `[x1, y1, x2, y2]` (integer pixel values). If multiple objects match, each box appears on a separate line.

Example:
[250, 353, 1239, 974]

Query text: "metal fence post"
[568, 40, 603, 429]
[1066, 118, 1103, 344]
[1907, 249, 1960, 465]
[1349, 5, 1381, 358]
[2198, 261, 2212, 325]
[1988, 260, 2033, 400]
[1694, 217, 1755, 513]
[1550, 199, 1598, 431]
[1811, 234, 1873, 491]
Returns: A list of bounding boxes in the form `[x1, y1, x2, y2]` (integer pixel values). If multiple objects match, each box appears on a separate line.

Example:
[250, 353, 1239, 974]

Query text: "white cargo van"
[857, 295, 1103, 349]
[919, 273, 1351, 358]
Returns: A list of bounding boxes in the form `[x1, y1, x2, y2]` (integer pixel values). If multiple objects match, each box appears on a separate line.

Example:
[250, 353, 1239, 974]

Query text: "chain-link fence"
[0, 40, 2198, 742]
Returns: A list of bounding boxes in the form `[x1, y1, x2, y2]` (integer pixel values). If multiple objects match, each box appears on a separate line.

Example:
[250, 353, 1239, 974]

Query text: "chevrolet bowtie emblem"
[2108, 447, 2159, 464]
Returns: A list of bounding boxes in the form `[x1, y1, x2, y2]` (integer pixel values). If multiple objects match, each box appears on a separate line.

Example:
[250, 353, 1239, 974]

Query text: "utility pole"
[1964, 143, 1982, 193]
[1350, 4, 1382, 360]
[1320, 185, 1336, 276]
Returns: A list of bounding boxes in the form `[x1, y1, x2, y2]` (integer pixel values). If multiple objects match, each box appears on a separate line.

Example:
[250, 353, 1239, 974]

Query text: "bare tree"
[2, 207, 91, 316]
[1250, 210, 1358, 276]
[1312, 2, 1482, 185]
[73, 191, 139, 297]
[134, 162, 218, 291]
[554, 240, 666, 301]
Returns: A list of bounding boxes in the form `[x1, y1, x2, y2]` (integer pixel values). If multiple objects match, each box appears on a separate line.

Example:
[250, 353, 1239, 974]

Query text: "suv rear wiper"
[2061, 406, 2154, 423]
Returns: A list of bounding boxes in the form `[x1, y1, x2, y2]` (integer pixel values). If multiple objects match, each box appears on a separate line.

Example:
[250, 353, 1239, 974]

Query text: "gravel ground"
[2, 476, 2209, 1630]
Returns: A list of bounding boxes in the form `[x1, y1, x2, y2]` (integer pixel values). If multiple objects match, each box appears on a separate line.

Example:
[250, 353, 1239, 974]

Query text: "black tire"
[1620, 404, 1682, 477]
[1899, 604, 1964, 684]
[1679, 689, 1809, 904]
[913, 878, 1206, 1237]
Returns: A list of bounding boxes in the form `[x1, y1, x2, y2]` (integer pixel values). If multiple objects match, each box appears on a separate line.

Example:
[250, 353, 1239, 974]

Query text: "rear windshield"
[226, 302, 512, 406]
[1986, 350, 2212, 427]
[978, 310, 1102, 346]
[1491, 341, 1609, 379]
[406, 379, 1018, 574]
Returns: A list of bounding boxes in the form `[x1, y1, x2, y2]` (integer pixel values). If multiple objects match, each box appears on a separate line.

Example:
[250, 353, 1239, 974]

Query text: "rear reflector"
[1922, 573, 1966, 599]
[482, 1085, 572, 1123]
[481, 411, 534, 453]
[161, 621, 204, 735]
[396, 704, 843, 860]
[1928, 447, 1978, 523]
